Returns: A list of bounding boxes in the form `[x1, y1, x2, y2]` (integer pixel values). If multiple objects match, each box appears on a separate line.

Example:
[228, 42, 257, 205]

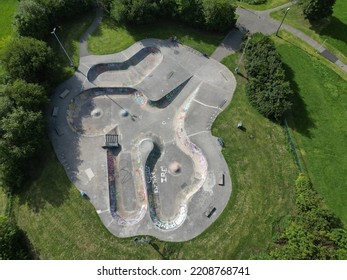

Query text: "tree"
[0, 108, 45, 188]
[244, 34, 293, 120]
[271, 222, 318, 259]
[111, 0, 160, 24]
[0, 217, 29, 260]
[4, 80, 48, 111]
[300, 0, 336, 21]
[176, 0, 204, 27]
[2, 37, 55, 86]
[202, 0, 235, 31]
[14, 0, 50, 40]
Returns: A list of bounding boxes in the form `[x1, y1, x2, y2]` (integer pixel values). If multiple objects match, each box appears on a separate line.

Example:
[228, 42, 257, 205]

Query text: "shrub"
[300, 0, 336, 21]
[111, 0, 160, 24]
[2, 37, 55, 86]
[244, 34, 293, 120]
[202, 0, 235, 31]
[14, 0, 50, 40]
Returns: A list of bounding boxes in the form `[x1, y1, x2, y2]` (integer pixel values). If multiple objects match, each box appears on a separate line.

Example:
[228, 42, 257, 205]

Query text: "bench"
[55, 126, 63, 136]
[218, 173, 225, 186]
[205, 207, 216, 218]
[59, 89, 70, 99]
[52, 107, 59, 117]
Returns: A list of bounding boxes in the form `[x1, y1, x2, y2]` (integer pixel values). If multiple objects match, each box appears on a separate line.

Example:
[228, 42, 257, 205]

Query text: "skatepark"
[49, 38, 236, 241]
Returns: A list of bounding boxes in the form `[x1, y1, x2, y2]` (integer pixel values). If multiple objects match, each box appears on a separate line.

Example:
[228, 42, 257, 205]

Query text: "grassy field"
[89, 19, 226, 56]
[271, 0, 347, 64]
[273, 33, 347, 224]
[237, 0, 289, 10]
[0, 0, 17, 40]
[13, 51, 297, 259]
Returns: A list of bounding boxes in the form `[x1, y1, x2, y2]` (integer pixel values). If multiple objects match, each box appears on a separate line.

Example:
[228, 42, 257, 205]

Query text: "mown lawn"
[271, 0, 347, 64]
[237, 0, 289, 10]
[13, 51, 297, 259]
[89, 19, 226, 56]
[273, 35, 347, 225]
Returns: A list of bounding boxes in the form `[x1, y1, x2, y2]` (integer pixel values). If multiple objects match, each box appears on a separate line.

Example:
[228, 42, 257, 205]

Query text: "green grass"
[13, 148, 160, 259]
[0, 190, 6, 217]
[273, 35, 347, 225]
[237, 0, 289, 10]
[13, 52, 297, 259]
[0, 0, 17, 40]
[271, 0, 347, 64]
[0, 0, 19, 79]
[89, 19, 226, 56]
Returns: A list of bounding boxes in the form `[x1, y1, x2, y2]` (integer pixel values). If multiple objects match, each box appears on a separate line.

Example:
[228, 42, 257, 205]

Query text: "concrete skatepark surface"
[49, 39, 236, 241]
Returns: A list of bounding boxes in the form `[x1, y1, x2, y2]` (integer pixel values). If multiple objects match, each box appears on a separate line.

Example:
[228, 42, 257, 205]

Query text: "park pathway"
[212, 1, 347, 74]
[79, 6, 103, 57]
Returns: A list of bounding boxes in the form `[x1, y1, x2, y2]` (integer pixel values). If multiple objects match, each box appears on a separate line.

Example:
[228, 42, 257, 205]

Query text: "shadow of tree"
[310, 16, 347, 47]
[281, 62, 316, 138]
[16, 144, 75, 213]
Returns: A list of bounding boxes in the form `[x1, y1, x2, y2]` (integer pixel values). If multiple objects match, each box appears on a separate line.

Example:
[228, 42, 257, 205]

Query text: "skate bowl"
[49, 39, 236, 241]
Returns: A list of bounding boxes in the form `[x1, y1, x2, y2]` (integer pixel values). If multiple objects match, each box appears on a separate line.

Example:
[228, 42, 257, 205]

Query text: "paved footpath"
[79, 6, 103, 57]
[212, 1, 347, 74]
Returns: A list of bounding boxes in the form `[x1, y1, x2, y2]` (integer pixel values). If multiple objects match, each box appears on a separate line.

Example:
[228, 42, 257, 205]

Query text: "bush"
[14, 0, 96, 40]
[2, 37, 55, 86]
[269, 174, 347, 260]
[202, 0, 235, 31]
[109, 0, 236, 31]
[300, 0, 336, 21]
[14, 0, 50, 40]
[244, 34, 293, 120]
[111, 0, 160, 24]
[3, 80, 48, 111]
[0, 217, 30, 260]
[0, 108, 45, 189]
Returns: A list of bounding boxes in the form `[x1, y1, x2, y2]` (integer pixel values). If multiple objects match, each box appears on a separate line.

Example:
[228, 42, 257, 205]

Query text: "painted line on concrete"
[188, 131, 209, 138]
[193, 99, 222, 110]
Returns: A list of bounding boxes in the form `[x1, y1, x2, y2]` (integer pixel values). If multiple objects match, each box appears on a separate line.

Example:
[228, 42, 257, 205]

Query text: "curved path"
[213, 1, 347, 74]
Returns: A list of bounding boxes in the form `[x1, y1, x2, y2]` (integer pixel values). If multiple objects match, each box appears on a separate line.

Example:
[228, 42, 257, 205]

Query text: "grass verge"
[88, 19, 226, 56]
[271, 0, 347, 64]
[237, 0, 289, 11]
[273, 33, 347, 225]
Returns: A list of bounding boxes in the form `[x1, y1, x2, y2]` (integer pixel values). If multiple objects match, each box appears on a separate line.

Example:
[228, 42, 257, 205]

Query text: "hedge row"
[108, 0, 236, 32]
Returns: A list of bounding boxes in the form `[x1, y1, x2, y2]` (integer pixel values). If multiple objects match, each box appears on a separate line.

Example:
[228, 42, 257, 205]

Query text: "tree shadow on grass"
[310, 16, 347, 47]
[93, 17, 227, 56]
[281, 61, 316, 138]
[15, 142, 76, 213]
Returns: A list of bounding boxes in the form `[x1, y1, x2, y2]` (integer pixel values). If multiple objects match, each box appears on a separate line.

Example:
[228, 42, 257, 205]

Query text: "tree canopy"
[244, 34, 293, 120]
[300, 0, 336, 21]
[109, 0, 236, 31]
[2, 37, 55, 86]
